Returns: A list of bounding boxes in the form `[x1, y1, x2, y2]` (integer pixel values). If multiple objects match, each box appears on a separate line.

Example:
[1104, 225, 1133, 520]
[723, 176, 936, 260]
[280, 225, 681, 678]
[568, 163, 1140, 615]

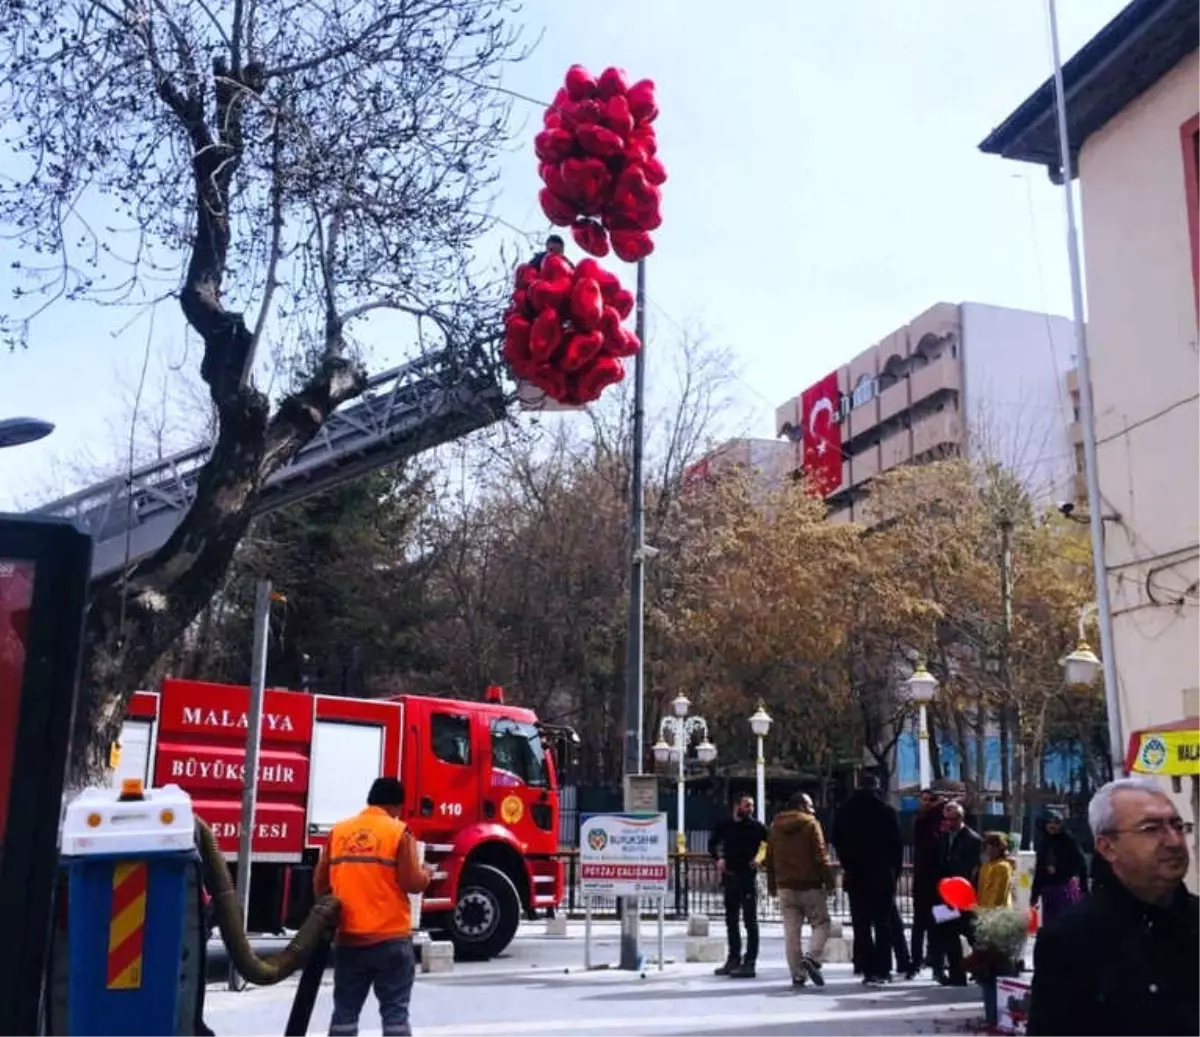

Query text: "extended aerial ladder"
[33, 349, 507, 580]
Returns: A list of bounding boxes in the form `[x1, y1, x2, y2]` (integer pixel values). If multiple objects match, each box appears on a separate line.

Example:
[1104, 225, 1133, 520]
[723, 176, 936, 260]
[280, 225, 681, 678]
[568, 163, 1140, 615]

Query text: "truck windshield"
[490, 719, 547, 788]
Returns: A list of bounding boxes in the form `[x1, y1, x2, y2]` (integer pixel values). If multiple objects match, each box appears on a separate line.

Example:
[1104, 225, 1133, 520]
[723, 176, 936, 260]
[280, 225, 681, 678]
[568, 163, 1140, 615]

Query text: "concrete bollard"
[544, 915, 568, 937]
[686, 915, 710, 938]
[685, 936, 726, 963]
[420, 940, 454, 974]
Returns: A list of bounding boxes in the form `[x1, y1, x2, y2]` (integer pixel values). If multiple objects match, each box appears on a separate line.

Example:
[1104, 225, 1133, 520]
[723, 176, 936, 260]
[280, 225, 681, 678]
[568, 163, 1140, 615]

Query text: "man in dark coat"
[1027, 777, 1197, 1036]
[935, 799, 981, 986]
[910, 788, 945, 973]
[709, 794, 768, 978]
[831, 773, 904, 985]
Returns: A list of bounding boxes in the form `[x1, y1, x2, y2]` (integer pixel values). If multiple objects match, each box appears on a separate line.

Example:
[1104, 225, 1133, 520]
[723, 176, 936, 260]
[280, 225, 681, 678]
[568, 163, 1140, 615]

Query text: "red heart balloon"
[576, 355, 625, 402]
[611, 229, 654, 264]
[559, 99, 603, 132]
[610, 327, 641, 358]
[559, 157, 611, 213]
[529, 307, 564, 364]
[541, 252, 574, 281]
[534, 128, 576, 164]
[565, 64, 596, 101]
[627, 79, 659, 123]
[602, 95, 635, 138]
[529, 276, 572, 313]
[561, 330, 605, 372]
[576, 123, 625, 160]
[569, 277, 604, 330]
[644, 156, 668, 186]
[938, 876, 978, 912]
[540, 162, 570, 200]
[571, 219, 609, 258]
[609, 288, 635, 319]
[543, 107, 562, 130]
[539, 188, 578, 227]
[514, 263, 538, 289]
[597, 67, 631, 99]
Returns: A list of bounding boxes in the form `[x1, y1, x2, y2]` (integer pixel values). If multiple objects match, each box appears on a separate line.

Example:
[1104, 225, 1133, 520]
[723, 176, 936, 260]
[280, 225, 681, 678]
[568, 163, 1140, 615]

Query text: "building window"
[1182, 114, 1199, 316]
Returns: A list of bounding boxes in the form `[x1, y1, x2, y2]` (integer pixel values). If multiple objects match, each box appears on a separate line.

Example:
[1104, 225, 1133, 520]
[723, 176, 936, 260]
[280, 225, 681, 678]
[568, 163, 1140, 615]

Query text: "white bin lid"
[61, 781, 195, 857]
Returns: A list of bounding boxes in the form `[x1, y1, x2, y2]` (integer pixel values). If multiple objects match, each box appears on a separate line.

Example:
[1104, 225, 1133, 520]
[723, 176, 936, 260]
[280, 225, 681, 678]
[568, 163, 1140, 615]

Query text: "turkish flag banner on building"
[800, 371, 842, 496]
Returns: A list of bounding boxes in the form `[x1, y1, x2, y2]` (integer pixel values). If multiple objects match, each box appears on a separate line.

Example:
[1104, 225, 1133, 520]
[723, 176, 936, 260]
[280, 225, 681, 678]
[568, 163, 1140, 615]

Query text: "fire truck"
[113, 677, 570, 960]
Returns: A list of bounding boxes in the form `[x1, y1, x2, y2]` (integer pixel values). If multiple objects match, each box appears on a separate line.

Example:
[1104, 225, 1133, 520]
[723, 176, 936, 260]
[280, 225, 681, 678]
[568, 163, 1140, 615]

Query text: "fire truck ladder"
[33, 350, 507, 580]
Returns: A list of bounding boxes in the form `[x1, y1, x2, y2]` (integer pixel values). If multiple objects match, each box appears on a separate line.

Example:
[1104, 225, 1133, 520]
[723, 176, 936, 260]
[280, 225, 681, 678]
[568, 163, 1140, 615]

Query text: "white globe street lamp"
[655, 703, 715, 854]
[904, 662, 939, 791]
[1062, 641, 1102, 688]
[748, 702, 772, 823]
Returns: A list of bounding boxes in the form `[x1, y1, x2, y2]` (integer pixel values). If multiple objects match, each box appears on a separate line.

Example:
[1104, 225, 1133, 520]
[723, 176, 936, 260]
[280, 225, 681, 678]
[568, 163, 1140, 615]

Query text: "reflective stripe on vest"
[328, 808, 413, 938]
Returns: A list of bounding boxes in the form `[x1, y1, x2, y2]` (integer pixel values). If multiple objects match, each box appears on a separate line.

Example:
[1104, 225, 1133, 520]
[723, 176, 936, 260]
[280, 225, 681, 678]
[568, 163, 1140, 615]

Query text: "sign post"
[580, 812, 668, 971]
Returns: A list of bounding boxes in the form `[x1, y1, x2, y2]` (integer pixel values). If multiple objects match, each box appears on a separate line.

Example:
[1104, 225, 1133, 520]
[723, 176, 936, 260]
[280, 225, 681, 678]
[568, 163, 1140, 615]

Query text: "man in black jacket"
[831, 774, 903, 985]
[910, 788, 945, 973]
[935, 800, 981, 986]
[1027, 777, 1197, 1036]
[709, 794, 768, 978]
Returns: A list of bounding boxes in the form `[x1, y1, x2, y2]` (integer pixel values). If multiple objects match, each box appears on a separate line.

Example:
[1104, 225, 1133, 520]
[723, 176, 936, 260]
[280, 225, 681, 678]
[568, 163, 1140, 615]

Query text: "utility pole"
[619, 257, 648, 972]
[998, 513, 1016, 833]
[1047, 0, 1124, 774]
[230, 578, 273, 990]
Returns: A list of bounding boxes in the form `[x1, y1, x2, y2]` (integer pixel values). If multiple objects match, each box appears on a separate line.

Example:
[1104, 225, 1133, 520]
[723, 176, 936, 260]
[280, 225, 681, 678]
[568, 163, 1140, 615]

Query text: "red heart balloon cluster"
[503, 251, 641, 405]
[535, 65, 666, 264]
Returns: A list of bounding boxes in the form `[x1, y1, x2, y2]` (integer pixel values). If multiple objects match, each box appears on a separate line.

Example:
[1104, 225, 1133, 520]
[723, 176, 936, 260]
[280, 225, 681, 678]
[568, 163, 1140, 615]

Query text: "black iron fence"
[555, 851, 915, 922]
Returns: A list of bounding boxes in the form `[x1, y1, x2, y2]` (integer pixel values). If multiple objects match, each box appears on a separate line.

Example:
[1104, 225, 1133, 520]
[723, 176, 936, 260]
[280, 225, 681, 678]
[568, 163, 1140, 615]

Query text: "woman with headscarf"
[1030, 808, 1087, 926]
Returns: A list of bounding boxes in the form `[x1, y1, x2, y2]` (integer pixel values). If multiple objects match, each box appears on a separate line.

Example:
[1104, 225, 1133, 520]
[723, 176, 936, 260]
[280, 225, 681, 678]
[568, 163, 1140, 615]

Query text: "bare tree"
[0, 0, 528, 778]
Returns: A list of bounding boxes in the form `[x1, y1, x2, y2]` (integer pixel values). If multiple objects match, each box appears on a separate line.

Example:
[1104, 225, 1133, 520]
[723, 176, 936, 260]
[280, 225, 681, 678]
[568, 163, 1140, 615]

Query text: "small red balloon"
[938, 876, 978, 912]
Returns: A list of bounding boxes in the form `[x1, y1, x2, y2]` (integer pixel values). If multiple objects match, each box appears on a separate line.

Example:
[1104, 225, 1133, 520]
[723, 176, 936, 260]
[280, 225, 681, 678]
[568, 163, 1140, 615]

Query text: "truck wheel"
[449, 863, 521, 961]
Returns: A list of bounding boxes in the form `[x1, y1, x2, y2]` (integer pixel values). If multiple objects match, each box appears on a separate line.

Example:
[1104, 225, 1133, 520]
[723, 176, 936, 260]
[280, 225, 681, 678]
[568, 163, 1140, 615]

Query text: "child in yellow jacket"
[977, 831, 1015, 909]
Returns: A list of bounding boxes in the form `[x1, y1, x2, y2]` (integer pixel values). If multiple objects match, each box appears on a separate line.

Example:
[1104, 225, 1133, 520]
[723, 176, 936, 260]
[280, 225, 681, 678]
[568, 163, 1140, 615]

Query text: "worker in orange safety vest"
[314, 777, 433, 1037]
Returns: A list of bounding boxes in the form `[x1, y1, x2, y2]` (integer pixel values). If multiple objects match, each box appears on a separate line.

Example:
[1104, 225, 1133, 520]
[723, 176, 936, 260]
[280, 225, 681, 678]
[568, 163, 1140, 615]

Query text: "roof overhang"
[978, 0, 1199, 182]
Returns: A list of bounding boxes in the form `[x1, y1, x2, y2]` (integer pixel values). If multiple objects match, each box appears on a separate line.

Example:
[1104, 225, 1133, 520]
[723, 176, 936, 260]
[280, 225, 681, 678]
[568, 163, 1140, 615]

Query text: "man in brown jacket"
[766, 792, 835, 988]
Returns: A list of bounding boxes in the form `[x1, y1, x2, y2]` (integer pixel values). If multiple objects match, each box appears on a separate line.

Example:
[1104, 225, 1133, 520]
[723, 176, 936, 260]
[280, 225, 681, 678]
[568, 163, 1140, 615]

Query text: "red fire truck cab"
[115, 678, 568, 960]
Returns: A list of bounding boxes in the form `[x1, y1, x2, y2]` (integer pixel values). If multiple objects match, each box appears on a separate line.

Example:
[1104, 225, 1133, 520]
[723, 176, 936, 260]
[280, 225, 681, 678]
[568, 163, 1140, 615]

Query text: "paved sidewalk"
[204, 922, 989, 1036]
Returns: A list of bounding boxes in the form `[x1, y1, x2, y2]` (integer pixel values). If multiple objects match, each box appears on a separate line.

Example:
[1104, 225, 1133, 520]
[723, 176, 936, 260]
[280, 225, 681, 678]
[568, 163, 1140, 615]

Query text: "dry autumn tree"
[0, 0, 529, 779]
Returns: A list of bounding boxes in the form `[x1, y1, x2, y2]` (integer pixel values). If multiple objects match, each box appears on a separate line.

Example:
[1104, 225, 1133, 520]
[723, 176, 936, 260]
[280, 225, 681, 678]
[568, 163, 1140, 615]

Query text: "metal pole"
[620, 257, 648, 971]
[230, 578, 272, 990]
[1047, 0, 1124, 774]
[755, 736, 766, 824]
[676, 723, 686, 856]
[918, 704, 933, 790]
[999, 513, 1015, 812]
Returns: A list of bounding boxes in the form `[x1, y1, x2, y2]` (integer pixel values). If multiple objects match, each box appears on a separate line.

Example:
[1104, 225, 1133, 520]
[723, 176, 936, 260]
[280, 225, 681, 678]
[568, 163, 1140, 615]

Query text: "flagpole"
[1046, 0, 1124, 775]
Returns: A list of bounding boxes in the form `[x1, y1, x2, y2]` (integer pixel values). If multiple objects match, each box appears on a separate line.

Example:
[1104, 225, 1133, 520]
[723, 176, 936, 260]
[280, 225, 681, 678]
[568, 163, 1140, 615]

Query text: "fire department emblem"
[586, 828, 608, 852]
[500, 795, 524, 824]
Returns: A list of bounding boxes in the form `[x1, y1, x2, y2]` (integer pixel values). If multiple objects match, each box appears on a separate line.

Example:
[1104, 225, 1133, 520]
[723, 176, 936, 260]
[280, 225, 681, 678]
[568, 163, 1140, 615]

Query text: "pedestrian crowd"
[707, 775, 1197, 1036]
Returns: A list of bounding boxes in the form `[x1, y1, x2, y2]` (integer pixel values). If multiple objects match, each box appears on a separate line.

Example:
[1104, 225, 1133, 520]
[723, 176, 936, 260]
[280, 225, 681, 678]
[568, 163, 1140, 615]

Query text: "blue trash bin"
[60, 782, 196, 1037]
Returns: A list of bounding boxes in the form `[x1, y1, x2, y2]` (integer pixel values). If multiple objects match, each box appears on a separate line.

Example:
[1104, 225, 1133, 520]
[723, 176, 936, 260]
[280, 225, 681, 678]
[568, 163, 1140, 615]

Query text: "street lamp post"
[905, 662, 939, 791]
[1062, 603, 1104, 690]
[748, 702, 772, 824]
[652, 694, 717, 855]
[0, 417, 54, 449]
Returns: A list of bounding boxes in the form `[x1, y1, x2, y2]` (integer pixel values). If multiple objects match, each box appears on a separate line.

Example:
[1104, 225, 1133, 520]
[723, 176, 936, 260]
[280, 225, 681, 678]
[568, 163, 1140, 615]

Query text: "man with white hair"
[1027, 777, 1198, 1036]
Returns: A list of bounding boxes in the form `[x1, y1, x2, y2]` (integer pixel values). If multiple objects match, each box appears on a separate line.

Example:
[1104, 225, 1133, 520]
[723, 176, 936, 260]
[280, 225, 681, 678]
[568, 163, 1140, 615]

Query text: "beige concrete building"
[981, 0, 1198, 854]
[771, 301, 1077, 524]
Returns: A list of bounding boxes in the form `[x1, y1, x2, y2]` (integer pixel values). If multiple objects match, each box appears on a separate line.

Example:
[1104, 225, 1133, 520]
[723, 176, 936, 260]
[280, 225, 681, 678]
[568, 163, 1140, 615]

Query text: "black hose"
[283, 931, 334, 1037]
[194, 820, 340, 986]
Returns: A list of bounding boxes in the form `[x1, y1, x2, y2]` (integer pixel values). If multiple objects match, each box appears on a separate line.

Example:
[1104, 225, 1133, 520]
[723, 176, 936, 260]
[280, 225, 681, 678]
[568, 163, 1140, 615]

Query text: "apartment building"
[980, 0, 1198, 867]
[772, 301, 1078, 523]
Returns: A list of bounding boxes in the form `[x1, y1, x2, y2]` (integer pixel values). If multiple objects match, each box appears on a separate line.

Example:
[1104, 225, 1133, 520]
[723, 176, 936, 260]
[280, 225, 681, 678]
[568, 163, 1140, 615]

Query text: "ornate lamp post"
[904, 662, 939, 791]
[652, 694, 717, 854]
[748, 702, 773, 823]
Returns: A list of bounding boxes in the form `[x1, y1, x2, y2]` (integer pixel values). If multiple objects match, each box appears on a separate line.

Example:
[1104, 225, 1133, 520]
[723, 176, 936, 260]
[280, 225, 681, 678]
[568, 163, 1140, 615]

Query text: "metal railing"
[555, 851, 915, 922]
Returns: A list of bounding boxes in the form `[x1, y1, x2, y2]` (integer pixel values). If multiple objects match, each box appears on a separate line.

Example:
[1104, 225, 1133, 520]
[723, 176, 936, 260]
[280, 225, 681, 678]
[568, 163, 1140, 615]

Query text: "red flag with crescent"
[800, 371, 842, 496]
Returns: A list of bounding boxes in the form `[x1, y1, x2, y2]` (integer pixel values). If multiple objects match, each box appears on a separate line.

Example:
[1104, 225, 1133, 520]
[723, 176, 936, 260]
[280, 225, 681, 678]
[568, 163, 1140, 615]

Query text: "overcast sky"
[0, 0, 1129, 508]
